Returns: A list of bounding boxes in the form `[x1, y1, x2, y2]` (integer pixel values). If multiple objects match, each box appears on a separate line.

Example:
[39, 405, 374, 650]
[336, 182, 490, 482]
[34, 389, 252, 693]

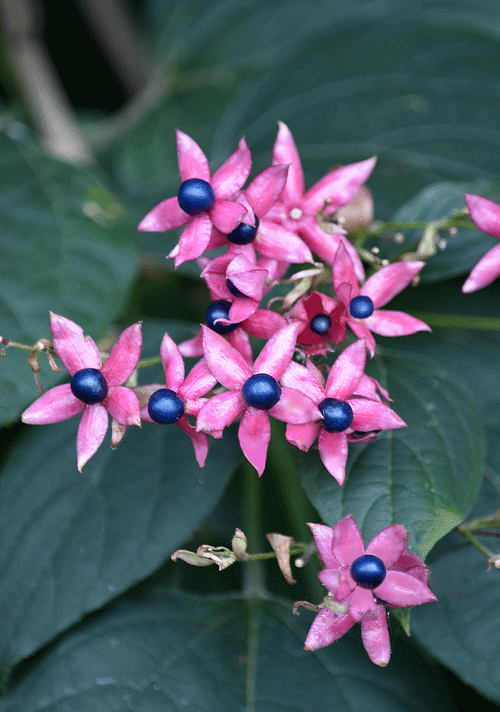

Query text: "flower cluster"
[22, 124, 431, 479]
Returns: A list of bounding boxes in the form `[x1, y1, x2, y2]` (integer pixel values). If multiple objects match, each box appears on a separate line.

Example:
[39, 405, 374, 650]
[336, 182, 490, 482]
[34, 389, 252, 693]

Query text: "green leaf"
[390, 180, 500, 283]
[295, 351, 485, 558]
[411, 475, 500, 703]
[0, 134, 137, 426]
[0, 590, 454, 711]
[0, 413, 240, 681]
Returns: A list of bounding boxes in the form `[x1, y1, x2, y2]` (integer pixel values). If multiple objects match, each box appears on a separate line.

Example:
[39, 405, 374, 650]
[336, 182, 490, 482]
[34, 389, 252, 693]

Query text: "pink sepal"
[281, 361, 325, 404]
[332, 240, 360, 296]
[330, 513, 364, 566]
[209, 199, 246, 234]
[360, 606, 391, 666]
[174, 213, 212, 267]
[375, 570, 437, 607]
[179, 358, 216, 400]
[227, 254, 269, 300]
[365, 310, 431, 337]
[317, 569, 342, 594]
[269, 388, 322, 424]
[253, 323, 298, 379]
[349, 320, 377, 357]
[318, 429, 348, 485]
[255, 221, 313, 263]
[243, 310, 287, 339]
[462, 242, 500, 293]
[350, 585, 377, 622]
[325, 339, 365, 400]
[176, 129, 210, 182]
[366, 525, 408, 567]
[302, 156, 377, 215]
[201, 326, 251, 389]
[178, 331, 203, 358]
[238, 408, 270, 475]
[362, 261, 425, 308]
[286, 421, 320, 451]
[105, 387, 141, 426]
[228, 328, 253, 367]
[50, 312, 101, 375]
[465, 193, 500, 238]
[101, 322, 142, 386]
[137, 197, 189, 232]
[160, 331, 185, 391]
[304, 608, 356, 651]
[350, 399, 406, 431]
[272, 121, 304, 205]
[246, 164, 289, 216]
[111, 420, 126, 448]
[298, 221, 345, 268]
[196, 391, 246, 434]
[177, 415, 209, 467]
[22, 383, 83, 424]
[77, 404, 108, 472]
[211, 137, 251, 198]
[308, 522, 338, 569]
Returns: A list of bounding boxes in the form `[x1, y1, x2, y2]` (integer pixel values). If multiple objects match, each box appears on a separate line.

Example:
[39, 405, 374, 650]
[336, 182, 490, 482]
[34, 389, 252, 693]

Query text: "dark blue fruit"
[350, 554, 386, 589]
[310, 313, 332, 335]
[178, 178, 215, 216]
[318, 398, 354, 432]
[148, 389, 185, 424]
[70, 368, 108, 405]
[226, 279, 247, 298]
[205, 300, 240, 334]
[227, 216, 259, 245]
[242, 373, 281, 410]
[349, 295, 374, 319]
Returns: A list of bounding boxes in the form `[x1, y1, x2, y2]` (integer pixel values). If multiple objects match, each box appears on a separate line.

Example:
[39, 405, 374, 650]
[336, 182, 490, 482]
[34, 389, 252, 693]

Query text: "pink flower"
[266, 121, 376, 275]
[333, 239, 431, 356]
[196, 323, 322, 474]
[138, 130, 251, 267]
[136, 332, 217, 467]
[282, 340, 406, 485]
[22, 313, 142, 471]
[462, 193, 500, 292]
[303, 515, 436, 665]
[289, 290, 346, 355]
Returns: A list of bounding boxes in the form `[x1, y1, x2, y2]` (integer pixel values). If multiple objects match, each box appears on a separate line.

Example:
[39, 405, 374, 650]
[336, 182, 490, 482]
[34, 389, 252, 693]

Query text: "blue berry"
[148, 389, 185, 424]
[226, 279, 247, 298]
[349, 295, 374, 319]
[350, 554, 386, 589]
[178, 178, 215, 216]
[227, 216, 260, 245]
[205, 300, 240, 334]
[70, 368, 108, 405]
[310, 313, 332, 335]
[318, 398, 354, 432]
[242, 373, 281, 410]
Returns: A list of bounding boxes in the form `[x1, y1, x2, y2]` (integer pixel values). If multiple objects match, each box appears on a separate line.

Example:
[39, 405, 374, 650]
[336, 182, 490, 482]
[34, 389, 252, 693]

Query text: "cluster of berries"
[22, 123, 431, 478]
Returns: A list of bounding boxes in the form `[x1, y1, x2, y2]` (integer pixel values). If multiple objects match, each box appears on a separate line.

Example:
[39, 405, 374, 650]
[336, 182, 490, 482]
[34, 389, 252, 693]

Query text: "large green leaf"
[411, 475, 500, 703]
[0, 589, 454, 711]
[0, 402, 240, 680]
[295, 351, 485, 558]
[0, 133, 137, 426]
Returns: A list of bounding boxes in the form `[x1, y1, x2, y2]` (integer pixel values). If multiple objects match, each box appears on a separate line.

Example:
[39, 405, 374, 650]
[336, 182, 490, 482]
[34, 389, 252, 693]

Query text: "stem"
[412, 312, 500, 331]
[137, 355, 163, 369]
[459, 528, 494, 560]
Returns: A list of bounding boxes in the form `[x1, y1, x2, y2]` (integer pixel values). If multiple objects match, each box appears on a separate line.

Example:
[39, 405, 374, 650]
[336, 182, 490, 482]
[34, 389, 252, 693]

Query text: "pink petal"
[304, 608, 356, 651]
[105, 386, 141, 426]
[228, 327, 254, 368]
[196, 390, 246, 434]
[302, 156, 377, 215]
[362, 261, 425, 308]
[179, 357, 216, 400]
[255, 221, 313, 263]
[332, 239, 361, 295]
[307, 522, 338, 568]
[159, 331, 185, 391]
[226, 298, 258, 324]
[286, 421, 320, 451]
[101, 322, 142, 386]
[360, 606, 391, 666]
[318, 430, 349, 486]
[76, 403, 109, 471]
[176, 129, 210, 182]
[325, 339, 366, 400]
[50, 312, 101, 375]
[298, 221, 346, 267]
[253, 323, 298, 379]
[462, 242, 500, 293]
[238, 407, 270, 475]
[350, 399, 406, 431]
[365, 310, 431, 337]
[138, 196, 190, 232]
[209, 199, 247, 233]
[201, 325, 251, 389]
[227, 254, 269, 300]
[465, 193, 500, 238]
[281, 361, 324, 404]
[22, 383, 83, 424]
[211, 137, 252, 198]
[366, 524, 408, 566]
[330, 514, 364, 565]
[246, 164, 289, 216]
[318, 568, 343, 594]
[178, 330, 203, 358]
[177, 415, 209, 467]
[349, 585, 377, 622]
[272, 121, 304, 205]
[174, 213, 213, 267]
[374, 570, 437, 607]
[348, 319, 377, 357]
[269, 387, 322, 424]
[243, 309, 288, 339]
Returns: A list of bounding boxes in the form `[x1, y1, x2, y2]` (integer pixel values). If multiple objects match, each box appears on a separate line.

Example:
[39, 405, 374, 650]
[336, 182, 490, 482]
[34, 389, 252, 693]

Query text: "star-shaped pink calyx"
[196, 323, 321, 474]
[333, 239, 431, 356]
[303, 515, 436, 665]
[135, 332, 217, 467]
[22, 313, 142, 471]
[138, 130, 251, 267]
[281, 339, 406, 485]
[462, 193, 500, 293]
[265, 121, 376, 275]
